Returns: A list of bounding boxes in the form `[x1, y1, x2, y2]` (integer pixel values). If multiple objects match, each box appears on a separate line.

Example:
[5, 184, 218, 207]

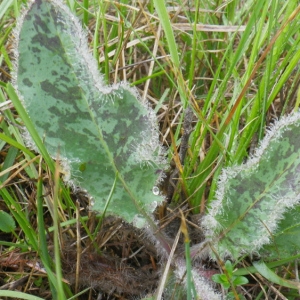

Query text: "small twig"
[0, 156, 40, 190]
[155, 227, 181, 300]
[179, 106, 194, 164]
[254, 272, 288, 300]
[75, 200, 81, 295]
[121, 245, 145, 262]
[295, 260, 300, 296]
[0, 275, 30, 290]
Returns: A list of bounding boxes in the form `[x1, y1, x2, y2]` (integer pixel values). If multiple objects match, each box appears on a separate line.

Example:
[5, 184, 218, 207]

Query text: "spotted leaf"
[13, 0, 165, 224]
[203, 112, 300, 259]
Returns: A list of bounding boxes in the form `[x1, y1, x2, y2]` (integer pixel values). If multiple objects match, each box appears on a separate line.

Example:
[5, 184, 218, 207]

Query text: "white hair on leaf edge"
[202, 111, 300, 259]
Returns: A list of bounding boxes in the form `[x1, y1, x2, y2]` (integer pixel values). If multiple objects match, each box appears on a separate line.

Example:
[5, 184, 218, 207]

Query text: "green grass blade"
[0, 0, 14, 21]
[6, 83, 55, 172]
[253, 260, 300, 289]
[0, 291, 44, 300]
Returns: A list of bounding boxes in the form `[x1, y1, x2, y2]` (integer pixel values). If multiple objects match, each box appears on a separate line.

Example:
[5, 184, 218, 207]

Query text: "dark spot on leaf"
[22, 78, 33, 87]
[33, 14, 51, 35]
[41, 80, 81, 102]
[32, 47, 41, 53]
[60, 75, 71, 82]
[35, 0, 43, 10]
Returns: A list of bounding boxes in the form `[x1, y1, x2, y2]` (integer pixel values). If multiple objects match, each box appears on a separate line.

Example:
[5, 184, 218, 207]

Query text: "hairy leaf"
[13, 0, 165, 224]
[203, 112, 300, 259]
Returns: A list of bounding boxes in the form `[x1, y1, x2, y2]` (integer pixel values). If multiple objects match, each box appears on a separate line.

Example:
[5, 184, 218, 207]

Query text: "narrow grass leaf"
[0, 187, 38, 250]
[0, 146, 18, 182]
[36, 170, 57, 297]
[253, 260, 300, 289]
[0, 0, 14, 21]
[0, 291, 44, 300]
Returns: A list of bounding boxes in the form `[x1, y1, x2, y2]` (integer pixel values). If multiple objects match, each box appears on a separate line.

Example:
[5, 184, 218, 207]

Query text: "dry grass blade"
[155, 227, 181, 300]
[172, 23, 246, 32]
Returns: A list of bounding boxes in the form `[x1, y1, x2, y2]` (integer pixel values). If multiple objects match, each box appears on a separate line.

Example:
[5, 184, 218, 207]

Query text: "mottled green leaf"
[204, 113, 300, 259]
[13, 0, 165, 224]
[0, 210, 15, 233]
